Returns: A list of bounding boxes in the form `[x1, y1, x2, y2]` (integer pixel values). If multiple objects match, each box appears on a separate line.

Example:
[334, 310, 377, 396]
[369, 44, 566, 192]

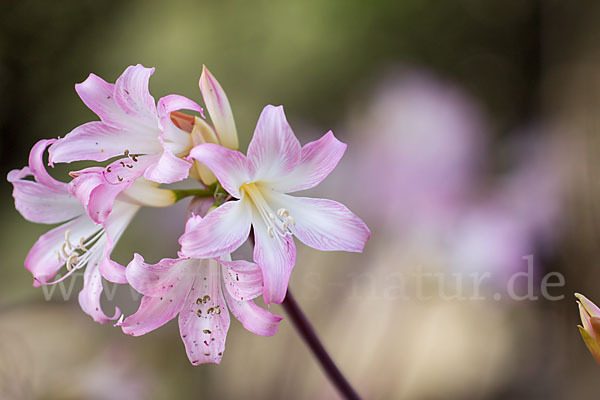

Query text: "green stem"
[172, 187, 217, 202]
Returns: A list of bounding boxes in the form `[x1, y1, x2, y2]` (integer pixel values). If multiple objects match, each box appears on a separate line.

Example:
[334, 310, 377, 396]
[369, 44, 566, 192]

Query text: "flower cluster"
[8, 64, 370, 364]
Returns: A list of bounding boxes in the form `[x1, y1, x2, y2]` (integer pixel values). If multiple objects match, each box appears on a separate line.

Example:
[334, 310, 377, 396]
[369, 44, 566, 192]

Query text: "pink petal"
[119, 285, 192, 336]
[119, 258, 194, 336]
[199, 66, 238, 150]
[114, 64, 158, 128]
[8, 139, 81, 223]
[219, 259, 263, 301]
[188, 143, 252, 198]
[98, 200, 141, 283]
[271, 131, 347, 193]
[27, 139, 63, 187]
[51, 66, 166, 164]
[157, 94, 203, 157]
[224, 291, 282, 336]
[251, 207, 296, 304]
[157, 94, 204, 119]
[247, 105, 301, 182]
[78, 257, 121, 324]
[143, 144, 192, 184]
[73, 156, 153, 224]
[125, 255, 193, 297]
[178, 259, 230, 365]
[179, 199, 252, 259]
[74, 73, 120, 126]
[98, 257, 128, 285]
[271, 194, 371, 252]
[49, 121, 162, 164]
[25, 214, 100, 287]
[8, 164, 82, 224]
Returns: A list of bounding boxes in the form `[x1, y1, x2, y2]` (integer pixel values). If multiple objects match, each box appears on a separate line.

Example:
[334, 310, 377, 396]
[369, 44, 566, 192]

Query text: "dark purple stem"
[282, 290, 362, 400]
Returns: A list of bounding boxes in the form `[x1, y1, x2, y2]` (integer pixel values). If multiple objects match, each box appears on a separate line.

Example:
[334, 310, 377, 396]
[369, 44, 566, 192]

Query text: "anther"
[267, 226, 274, 238]
[66, 254, 79, 271]
[78, 237, 88, 251]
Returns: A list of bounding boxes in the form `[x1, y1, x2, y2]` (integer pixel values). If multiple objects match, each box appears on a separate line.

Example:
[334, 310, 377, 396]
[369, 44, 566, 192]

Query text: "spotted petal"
[178, 259, 230, 365]
[219, 259, 263, 301]
[119, 258, 194, 336]
[126, 254, 192, 297]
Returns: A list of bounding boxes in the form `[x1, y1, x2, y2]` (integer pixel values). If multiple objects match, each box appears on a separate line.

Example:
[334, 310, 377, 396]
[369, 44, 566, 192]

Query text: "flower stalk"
[282, 290, 361, 400]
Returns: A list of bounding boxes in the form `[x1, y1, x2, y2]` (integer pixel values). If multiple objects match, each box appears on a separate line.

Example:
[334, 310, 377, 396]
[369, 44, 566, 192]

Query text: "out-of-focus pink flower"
[118, 200, 281, 365]
[348, 72, 488, 231]
[344, 71, 566, 281]
[7, 140, 139, 323]
[448, 202, 536, 282]
[576, 293, 600, 365]
[179, 105, 371, 304]
[48, 64, 204, 222]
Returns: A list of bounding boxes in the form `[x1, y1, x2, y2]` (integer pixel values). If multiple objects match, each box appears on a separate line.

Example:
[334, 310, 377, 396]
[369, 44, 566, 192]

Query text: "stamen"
[66, 254, 79, 271]
[54, 229, 105, 274]
[65, 230, 73, 250]
[242, 184, 296, 240]
[60, 242, 69, 259]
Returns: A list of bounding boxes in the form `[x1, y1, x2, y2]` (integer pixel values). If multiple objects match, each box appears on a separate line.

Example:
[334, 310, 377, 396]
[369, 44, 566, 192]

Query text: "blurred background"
[1, 0, 599, 398]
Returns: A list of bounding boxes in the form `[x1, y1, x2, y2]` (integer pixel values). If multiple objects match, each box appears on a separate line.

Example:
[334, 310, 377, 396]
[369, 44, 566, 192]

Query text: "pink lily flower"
[118, 199, 282, 364]
[119, 254, 282, 365]
[47, 64, 204, 222]
[180, 105, 371, 304]
[7, 140, 142, 323]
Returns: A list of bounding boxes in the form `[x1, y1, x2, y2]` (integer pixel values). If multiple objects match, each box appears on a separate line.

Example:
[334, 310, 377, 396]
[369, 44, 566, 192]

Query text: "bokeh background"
[1, 0, 599, 398]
